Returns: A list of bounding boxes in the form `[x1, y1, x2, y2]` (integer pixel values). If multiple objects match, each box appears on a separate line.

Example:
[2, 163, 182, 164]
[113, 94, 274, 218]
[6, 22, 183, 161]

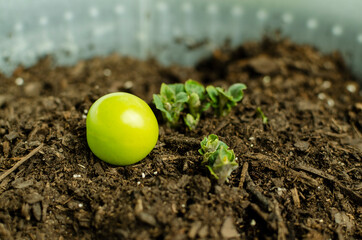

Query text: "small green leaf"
[184, 113, 200, 130]
[176, 92, 189, 103]
[188, 92, 200, 107]
[216, 87, 233, 101]
[199, 134, 218, 155]
[228, 83, 247, 102]
[188, 92, 201, 116]
[199, 136, 208, 153]
[206, 86, 218, 103]
[207, 83, 247, 117]
[205, 134, 220, 153]
[207, 150, 219, 166]
[153, 95, 173, 122]
[256, 107, 268, 124]
[169, 83, 185, 95]
[211, 146, 238, 183]
[198, 134, 238, 184]
[153, 94, 165, 111]
[206, 165, 219, 180]
[154, 83, 188, 127]
[185, 80, 205, 99]
[218, 146, 235, 164]
[160, 83, 175, 102]
[201, 102, 211, 112]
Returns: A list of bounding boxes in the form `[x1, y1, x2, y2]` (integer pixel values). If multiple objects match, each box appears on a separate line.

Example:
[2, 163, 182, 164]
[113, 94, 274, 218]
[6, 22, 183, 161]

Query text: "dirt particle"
[197, 225, 209, 238]
[250, 219, 256, 227]
[75, 209, 91, 228]
[0, 95, 10, 107]
[24, 192, 43, 204]
[297, 100, 319, 111]
[2, 140, 10, 157]
[134, 199, 143, 214]
[24, 82, 42, 97]
[137, 212, 157, 226]
[12, 178, 33, 189]
[221, 217, 239, 239]
[0, 38, 361, 239]
[294, 141, 310, 152]
[334, 211, 355, 232]
[32, 202, 42, 221]
[0, 223, 13, 240]
[5, 131, 18, 141]
[94, 206, 105, 228]
[67, 200, 83, 210]
[249, 55, 279, 75]
[188, 221, 202, 239]
[93, 162, 104, 175]
[21, 203, 31, 221]
[36, 230, 45, 240]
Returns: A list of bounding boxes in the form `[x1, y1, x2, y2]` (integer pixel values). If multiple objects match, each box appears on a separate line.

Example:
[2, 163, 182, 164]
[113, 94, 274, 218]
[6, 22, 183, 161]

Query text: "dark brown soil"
[0, 38, 361, 240]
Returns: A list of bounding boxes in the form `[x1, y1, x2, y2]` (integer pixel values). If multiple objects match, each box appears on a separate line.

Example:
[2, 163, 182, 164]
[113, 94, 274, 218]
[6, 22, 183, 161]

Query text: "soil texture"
[0, 38, 361, 240]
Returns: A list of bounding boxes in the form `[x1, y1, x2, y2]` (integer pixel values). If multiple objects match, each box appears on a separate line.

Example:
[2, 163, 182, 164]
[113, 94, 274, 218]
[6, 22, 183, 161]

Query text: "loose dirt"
[0, 38, 361, 239]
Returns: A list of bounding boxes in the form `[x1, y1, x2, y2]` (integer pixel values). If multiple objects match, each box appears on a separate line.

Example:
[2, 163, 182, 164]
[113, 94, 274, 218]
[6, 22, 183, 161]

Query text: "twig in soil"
[238, 162, 249, 188]
[42, 182, 51, 222]
[295, 163, 337, 181]
[273, 198, 288, 240]
[294, 164, 362, 205]
[249, 203, 276, 230]
[62, 196, 75, 205]
[240, 165, 290, 238]
[249, 200, 289, 240]
[246, 153, 319, 187]
[245, 171, 272, 211]
[0, 143, 44, 183]
[290, 187, 301, 208]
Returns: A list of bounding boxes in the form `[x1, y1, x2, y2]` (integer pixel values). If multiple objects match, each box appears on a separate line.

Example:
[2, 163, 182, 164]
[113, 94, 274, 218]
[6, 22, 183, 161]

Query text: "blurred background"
[0, 0, 361, 83]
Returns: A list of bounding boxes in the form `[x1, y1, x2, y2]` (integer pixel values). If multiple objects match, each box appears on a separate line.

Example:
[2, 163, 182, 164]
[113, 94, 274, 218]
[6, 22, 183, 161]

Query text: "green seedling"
[199, 134, 238, 183]
[153, 83, 188, 127]
[206, 83, 247, 117]
[184, 80, 210, 130]
[256, 107, 268, 124]
[154, 80, 247, 130]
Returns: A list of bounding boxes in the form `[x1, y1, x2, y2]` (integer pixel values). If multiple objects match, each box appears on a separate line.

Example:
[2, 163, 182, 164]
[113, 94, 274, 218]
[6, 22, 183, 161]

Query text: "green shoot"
[256, 107, 268, 124]
[153, 83, 188, 127]
[206, 83, 247, 117]
[184, 113, 200, 131]
[183, 80, 210, 130]
[154, 80, 247, 130]
[198, 134, 238, 184]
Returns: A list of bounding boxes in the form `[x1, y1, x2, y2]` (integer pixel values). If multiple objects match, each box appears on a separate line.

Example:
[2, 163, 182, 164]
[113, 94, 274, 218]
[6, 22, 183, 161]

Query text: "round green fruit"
[86, 92, 159, 166]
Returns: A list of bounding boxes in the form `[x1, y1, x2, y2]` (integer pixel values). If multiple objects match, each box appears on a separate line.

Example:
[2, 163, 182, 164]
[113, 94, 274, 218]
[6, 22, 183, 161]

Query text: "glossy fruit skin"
[86, 92, 159, 166]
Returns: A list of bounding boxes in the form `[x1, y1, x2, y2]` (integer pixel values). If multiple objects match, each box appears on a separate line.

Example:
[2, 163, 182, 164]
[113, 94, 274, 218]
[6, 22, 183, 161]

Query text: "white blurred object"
[0, 0, 361, 84]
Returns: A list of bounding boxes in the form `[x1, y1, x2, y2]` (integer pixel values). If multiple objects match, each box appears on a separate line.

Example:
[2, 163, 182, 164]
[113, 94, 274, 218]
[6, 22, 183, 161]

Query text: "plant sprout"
[256, 107, 268, 124]
[206, 83, 247, 117]
[153, 83, 188, 127]
[183, 80, 210, 130]
[199, 134, 238, 183]
[154, 80, 247, 130]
